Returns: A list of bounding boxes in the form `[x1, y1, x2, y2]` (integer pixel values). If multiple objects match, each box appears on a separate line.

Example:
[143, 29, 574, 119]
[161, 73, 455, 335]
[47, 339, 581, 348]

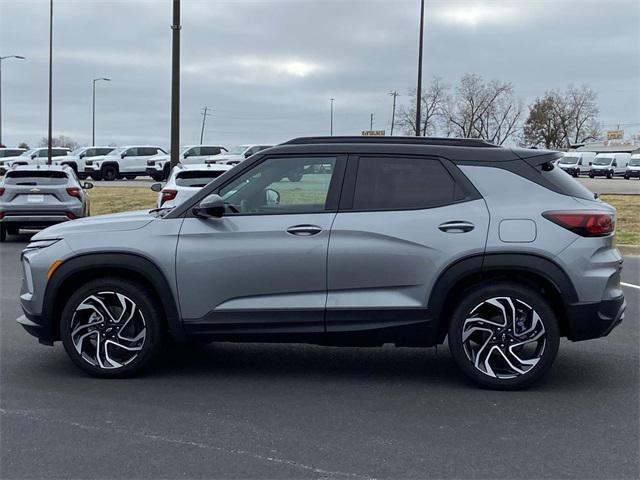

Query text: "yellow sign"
[361, 130, 386, 136]
[607, 130, 624, 140]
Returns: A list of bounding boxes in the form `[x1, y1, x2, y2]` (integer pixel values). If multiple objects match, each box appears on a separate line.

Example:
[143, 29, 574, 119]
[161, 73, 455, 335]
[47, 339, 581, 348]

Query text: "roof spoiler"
[512, 148, 563, 167]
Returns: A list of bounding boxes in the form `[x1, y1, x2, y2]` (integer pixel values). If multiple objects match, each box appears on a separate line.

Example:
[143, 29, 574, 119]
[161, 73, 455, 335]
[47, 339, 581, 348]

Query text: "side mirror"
[82, 181, 94, 190]
[150, 182, 163, 192]
[79, 153, 85, 159]
[31, 154, 37, 159]
[193, 194, 225, 218]
[613, 162, 617, 167]
[244, 152, 252, 158]
[265, 188, 280, 205]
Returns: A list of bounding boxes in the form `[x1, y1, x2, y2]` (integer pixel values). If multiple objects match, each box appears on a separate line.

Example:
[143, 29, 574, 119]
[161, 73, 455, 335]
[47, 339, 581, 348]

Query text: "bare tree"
[523, 86, 600, 149]
[38, 135, 80, 150]
[396, 77, 448, 136]
[441, 74, 522, 145]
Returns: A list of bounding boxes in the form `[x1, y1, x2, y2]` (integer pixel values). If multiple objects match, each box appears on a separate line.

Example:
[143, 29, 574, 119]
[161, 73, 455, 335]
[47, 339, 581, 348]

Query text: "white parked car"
[151, 163, 233, 208]
[0, 147, 27, 160]
[210, 144, 272, 165]
[624, 154, 640, 180]
[84, 145, 166, 181]
[0, 147, 71, 172]
[589, 153, 631, 178]
[557, 152, 595, 177]
[146, 145, 227, 181]
[52, 146, 115, 179]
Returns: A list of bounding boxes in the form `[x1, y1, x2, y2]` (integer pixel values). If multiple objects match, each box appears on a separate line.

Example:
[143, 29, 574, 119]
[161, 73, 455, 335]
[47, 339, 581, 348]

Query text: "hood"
[210, 153, 244, 162]
[33, 209, 155, 239]
[51, 155, 77, 162]
[150, 153, 170, 162]
[85, 154, 113, 163]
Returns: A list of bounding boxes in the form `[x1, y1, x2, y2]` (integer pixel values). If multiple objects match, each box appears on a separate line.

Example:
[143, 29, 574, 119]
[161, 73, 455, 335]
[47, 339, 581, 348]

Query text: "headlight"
[24, 239, 61, 251]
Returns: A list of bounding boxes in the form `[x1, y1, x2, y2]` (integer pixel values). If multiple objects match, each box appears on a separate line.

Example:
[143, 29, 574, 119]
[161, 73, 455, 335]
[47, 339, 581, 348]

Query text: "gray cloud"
[1, 0, 638, 148]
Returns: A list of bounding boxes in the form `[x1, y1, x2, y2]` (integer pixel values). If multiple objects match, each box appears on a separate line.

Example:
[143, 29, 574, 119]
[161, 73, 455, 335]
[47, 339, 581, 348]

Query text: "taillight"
[0, 187, 5, 196]
[160, 189, 177, 205]
[66, 187, 81, 198]
[542, 210, 615, 237]
[66, 212, 77, 219]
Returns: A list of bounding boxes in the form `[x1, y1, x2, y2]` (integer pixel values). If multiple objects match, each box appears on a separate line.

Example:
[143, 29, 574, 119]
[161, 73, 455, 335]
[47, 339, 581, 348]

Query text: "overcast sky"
[1, 0, 638, 149]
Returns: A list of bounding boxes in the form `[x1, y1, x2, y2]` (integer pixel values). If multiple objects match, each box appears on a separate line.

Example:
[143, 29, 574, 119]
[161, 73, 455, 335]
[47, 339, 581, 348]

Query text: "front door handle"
[286, 224, 323, 236]
[438, 221, 475, 233]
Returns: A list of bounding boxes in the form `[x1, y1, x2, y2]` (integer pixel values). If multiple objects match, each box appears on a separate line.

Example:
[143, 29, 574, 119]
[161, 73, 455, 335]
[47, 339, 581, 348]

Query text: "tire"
[150, 174, 163, 182]
[0, 226, 5, 242]
[60, 277, 165, 378]
[7, 226, 19, 235]
[589, 172, 594, 178]
[90, 173, 103, 181]
[606, 171, 613, 179]
[447, 281, 560, 390]
[78, 173, 87, 180]
[163, 165, 171, 181]
[624, 174, 630, 180]
[102, 165, 118, 181]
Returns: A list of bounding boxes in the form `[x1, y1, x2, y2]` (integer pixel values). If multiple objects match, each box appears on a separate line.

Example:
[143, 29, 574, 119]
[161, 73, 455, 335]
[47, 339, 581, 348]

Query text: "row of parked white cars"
[0, 143, 273, 181]
[557, 151, 640, 179]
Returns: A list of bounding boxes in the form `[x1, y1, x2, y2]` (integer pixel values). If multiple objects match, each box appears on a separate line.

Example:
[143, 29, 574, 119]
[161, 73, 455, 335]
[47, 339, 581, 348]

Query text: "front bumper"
[590, 169, 610, 177]
[17, 313, 54, 345]
[566, 294, 626, 341]
[625, 170, 640, 178]
[559, 167, 580, 176]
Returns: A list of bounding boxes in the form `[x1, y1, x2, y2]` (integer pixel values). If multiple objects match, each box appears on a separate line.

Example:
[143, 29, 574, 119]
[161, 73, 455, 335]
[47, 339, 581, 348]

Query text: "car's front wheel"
[60, 277, 164, 377]
[101, 165, 118, 181]
[448, 282, 560, 390]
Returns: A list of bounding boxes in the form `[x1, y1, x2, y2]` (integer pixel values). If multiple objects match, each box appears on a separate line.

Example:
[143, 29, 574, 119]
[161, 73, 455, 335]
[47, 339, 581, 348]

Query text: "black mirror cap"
[82, 181, 94, 190]
[193, 194, 225, 218]
[121, 153, 126, 159]
[150, 182, 163, 192]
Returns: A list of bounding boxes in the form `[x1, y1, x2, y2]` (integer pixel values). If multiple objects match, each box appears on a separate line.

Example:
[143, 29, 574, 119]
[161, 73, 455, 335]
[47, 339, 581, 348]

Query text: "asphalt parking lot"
[0, 234, 638, 479]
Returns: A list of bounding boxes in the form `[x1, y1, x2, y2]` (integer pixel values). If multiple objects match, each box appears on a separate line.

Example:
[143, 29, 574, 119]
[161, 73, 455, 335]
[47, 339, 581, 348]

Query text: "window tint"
[53, 149, 68, 156]
[5, 170, 68, 185]
[185, 147, 199, 157]
[125, 148, 138, 157]
[83, 149, 94, 157]
[175, 170, 227, 187]
[0, 150, 24, 157]
[95, 148, 113, 156]
[38, 150, 48, 157]
[353, 157, 459, 210]
[218, 156, 337, 215]
[140, 147, 158, 156]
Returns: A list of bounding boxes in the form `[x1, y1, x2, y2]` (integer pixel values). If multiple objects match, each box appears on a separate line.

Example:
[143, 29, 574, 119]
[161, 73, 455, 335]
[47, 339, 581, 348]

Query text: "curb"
[618, 244, 640, 256]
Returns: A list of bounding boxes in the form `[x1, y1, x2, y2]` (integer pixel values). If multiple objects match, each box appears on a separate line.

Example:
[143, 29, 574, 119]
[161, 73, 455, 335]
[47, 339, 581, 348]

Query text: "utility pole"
[370, 113, 374, 131]
[47, 0, 53, 164]
[0, 55, 26, 146]
[200, 106, 211, 144]
[170, 0, 181, 169]
[415, 0, 425, 137]
[92, 77, 110, 145]
[389, 90, 399, 136]
[330, 98, 334, 136]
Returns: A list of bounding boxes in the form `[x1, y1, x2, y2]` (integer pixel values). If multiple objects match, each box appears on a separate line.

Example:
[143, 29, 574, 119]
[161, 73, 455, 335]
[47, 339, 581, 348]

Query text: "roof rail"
[282, 136, 499, 148]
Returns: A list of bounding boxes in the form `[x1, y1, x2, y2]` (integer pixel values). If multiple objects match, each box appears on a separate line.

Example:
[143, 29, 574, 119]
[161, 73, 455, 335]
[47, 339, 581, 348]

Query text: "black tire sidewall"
[448, 282, 560, 390]
[102, 166, 117, 181]
[60, 278, 163, 377]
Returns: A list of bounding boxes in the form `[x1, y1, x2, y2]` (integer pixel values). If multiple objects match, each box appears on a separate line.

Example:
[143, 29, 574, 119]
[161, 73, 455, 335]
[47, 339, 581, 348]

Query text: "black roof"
[283, 136, 497, 148]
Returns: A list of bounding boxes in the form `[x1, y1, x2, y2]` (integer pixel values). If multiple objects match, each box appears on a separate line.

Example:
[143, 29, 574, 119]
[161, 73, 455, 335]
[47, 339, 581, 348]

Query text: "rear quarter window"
[538, 163, 594, 201]
[5, 171, 68, 186]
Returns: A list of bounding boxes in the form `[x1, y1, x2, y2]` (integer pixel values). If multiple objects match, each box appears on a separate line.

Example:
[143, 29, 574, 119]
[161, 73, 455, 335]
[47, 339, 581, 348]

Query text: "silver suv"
[16, 137, 626, 389]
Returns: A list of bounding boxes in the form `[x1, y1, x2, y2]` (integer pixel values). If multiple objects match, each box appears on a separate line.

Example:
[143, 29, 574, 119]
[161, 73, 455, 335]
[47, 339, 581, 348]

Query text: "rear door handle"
[438, 221, 475, 233]
[286, 224, 323, 236]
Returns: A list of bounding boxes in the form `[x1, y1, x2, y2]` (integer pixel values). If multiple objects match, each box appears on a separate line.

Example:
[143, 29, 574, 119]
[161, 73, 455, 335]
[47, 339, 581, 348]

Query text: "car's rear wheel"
[606, 171, 613, 179]
[101, 165, 118, 181]
[448, 282, 560, 390]
[60, 277, 164, 377]
[589, 172, 594, 178]
[0, 226, 6, 242]
[7, 226, 19, 235]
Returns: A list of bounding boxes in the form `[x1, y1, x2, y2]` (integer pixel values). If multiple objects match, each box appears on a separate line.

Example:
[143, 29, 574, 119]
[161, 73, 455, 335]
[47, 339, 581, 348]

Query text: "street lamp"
[92, 77, 111, 145]
[415, 0, 425, 137]
[0, 55, 26, 146]
[330, 98, 334, 136]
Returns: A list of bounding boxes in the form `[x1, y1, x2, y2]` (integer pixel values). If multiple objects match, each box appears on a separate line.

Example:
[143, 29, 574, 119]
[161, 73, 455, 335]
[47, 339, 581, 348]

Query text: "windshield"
[175, 170, 226, 187]
[69, 147, 86, 156]
[227, 145, 248, 155]
[107, 147, 126, 156]
[629, 158, 640, 166]
[5, 170, 68, 185]
[560, 156, 579, 165]
[593, 157, 613, 166]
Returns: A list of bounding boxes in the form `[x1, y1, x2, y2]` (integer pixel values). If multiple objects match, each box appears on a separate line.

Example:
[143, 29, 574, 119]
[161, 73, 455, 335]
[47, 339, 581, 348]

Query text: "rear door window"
[351, 156, 464, 211]
[201, 146, 222, 156]
[5, 171, 68, 185]
[175, 170, 227, 187]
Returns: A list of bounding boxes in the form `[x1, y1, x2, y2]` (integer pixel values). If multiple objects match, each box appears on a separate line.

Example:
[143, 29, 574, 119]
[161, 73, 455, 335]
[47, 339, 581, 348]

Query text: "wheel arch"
[429, 253, 577, 343]
[44, 252, 184, 342]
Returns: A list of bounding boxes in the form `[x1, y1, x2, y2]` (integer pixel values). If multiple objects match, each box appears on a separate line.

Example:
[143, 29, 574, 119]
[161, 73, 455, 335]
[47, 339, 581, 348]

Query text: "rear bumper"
[566, 295, 626, 341]
[0, 215, 70, 228]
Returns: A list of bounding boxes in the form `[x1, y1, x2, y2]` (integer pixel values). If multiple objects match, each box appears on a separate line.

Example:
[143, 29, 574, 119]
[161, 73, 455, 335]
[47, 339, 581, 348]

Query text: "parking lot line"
[621, 282, 640, 290]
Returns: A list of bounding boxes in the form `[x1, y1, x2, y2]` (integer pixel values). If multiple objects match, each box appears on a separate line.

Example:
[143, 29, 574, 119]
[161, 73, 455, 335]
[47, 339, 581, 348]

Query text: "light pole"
[389, 91, 399, 136]
[170, 0, 181, 169]
[415, 0, 425, 137]
[92, 77, 110, 145]
[47, 0, 53, 164]
[330, 98, 334, 136]
[0, 55, 26, 146]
